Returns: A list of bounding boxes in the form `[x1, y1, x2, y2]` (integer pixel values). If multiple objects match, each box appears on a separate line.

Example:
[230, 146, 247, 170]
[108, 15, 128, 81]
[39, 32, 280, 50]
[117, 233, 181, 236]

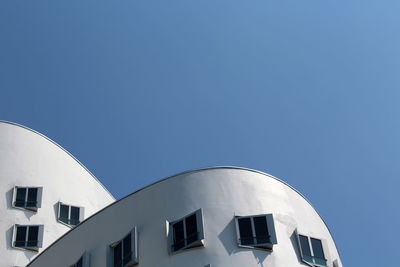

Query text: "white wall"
[0, 121, 115, 267]
[27, 167, 342, 267]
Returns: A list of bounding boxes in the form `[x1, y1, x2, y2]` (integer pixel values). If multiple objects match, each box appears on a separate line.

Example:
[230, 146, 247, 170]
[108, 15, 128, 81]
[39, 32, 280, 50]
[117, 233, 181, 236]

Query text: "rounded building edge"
[0, 120, 115, 200]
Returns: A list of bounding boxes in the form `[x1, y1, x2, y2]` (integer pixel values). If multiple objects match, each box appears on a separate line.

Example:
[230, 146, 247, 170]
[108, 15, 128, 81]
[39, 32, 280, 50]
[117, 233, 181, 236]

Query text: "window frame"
[110, 227, 138, 267]
[295, 231, 328, 267]
[11, 224, 44, 251]
[12, 186, 43, 212]
[333, 259, 340, 267]
[234, 213, 277, 250]
[70, 251, 91, 267]
[57, 202, 85, 227]
[167, 209, 205, 254]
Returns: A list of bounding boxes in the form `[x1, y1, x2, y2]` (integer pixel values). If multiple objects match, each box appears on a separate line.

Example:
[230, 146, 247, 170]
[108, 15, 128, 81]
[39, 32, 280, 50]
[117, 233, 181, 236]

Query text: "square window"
[110, 227, 138, 267]
[58, 202, 84, 227]
[168, 209, 205, 253]
[235, 214, 277, 250]
[12, 187, 43, 211]
[12, 225, 44, 251]
[296, 232, 328, 267]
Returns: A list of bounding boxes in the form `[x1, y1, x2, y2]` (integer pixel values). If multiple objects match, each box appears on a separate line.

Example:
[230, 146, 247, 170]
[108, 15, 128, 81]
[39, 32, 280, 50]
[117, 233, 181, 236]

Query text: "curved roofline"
[0, 120, 115, 200]
[27, 166, 342, 266]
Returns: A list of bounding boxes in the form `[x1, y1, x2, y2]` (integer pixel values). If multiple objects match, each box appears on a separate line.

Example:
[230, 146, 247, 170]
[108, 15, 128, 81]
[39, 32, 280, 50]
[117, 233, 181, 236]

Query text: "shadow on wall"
[53, 202, 59, 222]
[5, 188, 13, 209]
[5, 226, 13, 249]
[218, 218, 270, 267]
[23, 247, 36, 262]
[5, 188, 35, 220]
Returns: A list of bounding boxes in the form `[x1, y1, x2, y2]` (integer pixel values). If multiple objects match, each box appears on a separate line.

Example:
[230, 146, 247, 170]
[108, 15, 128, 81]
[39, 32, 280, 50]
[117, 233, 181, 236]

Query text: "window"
[296, 233, 328, 266]
[12, 186, 43, 211]
[12, 225, 44, 251]
[58, 202, 84, 226]
[72, 257, 83, 267]
[235, 214, 277, 250]
[70, 252, 90, 267]
[168, 209, 205, 253]
[111, 227, 138, 267]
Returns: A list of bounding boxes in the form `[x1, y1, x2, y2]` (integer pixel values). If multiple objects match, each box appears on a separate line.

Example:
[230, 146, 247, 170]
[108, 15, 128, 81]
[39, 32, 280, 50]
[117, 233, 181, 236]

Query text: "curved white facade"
[0, 121, 115, 267]
[27, 167, 343, 267]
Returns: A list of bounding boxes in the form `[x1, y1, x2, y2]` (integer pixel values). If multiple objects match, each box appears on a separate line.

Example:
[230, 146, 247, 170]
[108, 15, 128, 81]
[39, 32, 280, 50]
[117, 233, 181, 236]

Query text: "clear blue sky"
[1, 0, 399, 266]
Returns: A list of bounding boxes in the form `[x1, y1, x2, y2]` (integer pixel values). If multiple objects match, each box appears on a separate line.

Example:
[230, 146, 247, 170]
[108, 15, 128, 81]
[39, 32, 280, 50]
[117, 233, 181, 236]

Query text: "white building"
[0, 121, 343, 267]
[0, 121, 115, 267]
[27, 167, 342, 267]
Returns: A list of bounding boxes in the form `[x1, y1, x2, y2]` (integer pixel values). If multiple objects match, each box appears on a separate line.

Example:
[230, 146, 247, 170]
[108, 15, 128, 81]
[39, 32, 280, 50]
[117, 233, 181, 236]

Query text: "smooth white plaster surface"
[0, 121, 115, 267]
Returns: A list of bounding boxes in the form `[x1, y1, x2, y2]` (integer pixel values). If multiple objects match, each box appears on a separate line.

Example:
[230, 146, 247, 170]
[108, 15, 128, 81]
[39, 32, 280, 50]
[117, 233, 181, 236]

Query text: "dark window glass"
[185, 214, 198, 245]
[311, 238, 325, 259]
[26, 188, 38, 207]
[253, 216, 270, 244]
[27, 226, 39, 247]
[299, 235, 312, 257]
[59, 204, 81, 226]
[59, 204, 69, 224]
[113, 242, 122, 267]
[123, 233, 132, 265]
[76, 257, 83, 267]
[70, 206, 80, 225]
[173, 221, 185, 251]
[15, 226, 27, 247]
[15, 188, 27, 207]
[238, 218, 253, 245]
